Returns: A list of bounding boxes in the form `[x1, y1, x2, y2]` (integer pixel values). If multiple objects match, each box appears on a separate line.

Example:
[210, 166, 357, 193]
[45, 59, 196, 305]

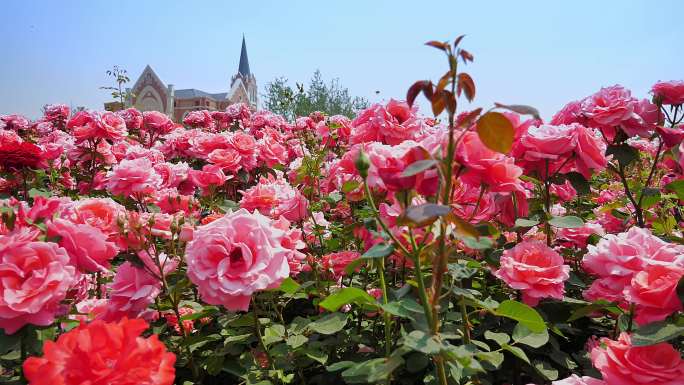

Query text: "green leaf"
[28, 188, 51, 198]
[286, 334, 309, 349]
[533, 360, 559, 380]
[274, 277, 300, 294]
[340, 356, 404, 383]
[607, 144, 639, 168]
[631, 321, 684, 346]
[484, 331, 510, 346]
[638, 188, 661, 209]
[397, 203, 451, 227]
[501, 344, 530, 364]
[379, 299, 423, 321]
[308, 312, 348, 335]
[263, 324, 285, 346]
[565, 172, 590, 195]
[665, 180, 684, 200]
[548, 215, 584, 228]
[342, 180, 360, 193]
[494, 300, 546, 333]
[402, 330, 444, 354]
[362, 243, 395, 259]
[318, 288, 377, 312]
[567, 301, 623, 321]
[476, 111, 515, 153]
[401, 159, 437, 177]
[303, 347, 328, 364]
[512, 323, 549, 348]
[515, 218, 540, 228]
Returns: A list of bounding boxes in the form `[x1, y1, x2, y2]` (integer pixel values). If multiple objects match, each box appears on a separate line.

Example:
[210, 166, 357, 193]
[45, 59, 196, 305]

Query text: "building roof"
[174, 88, 230, 100]
[238, 35, 250, 77]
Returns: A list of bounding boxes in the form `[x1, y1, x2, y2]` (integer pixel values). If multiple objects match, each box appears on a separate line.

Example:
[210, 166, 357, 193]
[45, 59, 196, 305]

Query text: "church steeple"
[238, 35, 251, 77]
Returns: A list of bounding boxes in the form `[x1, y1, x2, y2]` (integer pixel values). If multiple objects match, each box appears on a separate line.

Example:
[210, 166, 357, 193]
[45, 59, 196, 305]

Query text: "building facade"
[107, 37, 257, 121]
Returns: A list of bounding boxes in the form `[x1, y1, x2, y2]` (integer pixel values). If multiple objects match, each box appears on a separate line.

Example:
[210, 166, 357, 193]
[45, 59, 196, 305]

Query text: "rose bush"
[0, 37, 683, 385]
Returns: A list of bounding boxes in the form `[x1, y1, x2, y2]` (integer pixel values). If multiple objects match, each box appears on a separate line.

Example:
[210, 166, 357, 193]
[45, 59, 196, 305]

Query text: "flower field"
[1, 38, 684, 385]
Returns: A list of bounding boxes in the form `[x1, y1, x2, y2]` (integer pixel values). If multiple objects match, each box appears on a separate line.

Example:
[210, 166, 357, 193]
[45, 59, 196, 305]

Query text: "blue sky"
[1, 1, 682, 119]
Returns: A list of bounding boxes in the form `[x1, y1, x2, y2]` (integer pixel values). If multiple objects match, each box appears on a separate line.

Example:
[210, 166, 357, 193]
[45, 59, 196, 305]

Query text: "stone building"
[107, 37, 257, 121]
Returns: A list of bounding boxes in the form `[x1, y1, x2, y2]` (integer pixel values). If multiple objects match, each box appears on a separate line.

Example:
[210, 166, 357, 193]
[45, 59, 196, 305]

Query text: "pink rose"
[116, 108, 143, 130]
[208, 148, 242, 174]
[552, 375, 605, 385]
[183, 110, 214, 129]
[591, 333, 684, 385]
[652, 80, 684, 106]
[457, 131, 524, 193]
[0, 232, 76, 334]
[257, 135, 289, 167]
[189, 164, 229, 194]
[47, 218, 118, 273]
[100, 261, 160, 322]
[556, 222, 604, 248]
[106, 157, 162, 197]
[625, 264, 684, 325]
[185, 209, 291, 311]
[240, 175, 308, 222]
[322, 251, 361, 279]
[69, 197, 126, 238]
[583, 227, 684, 280]
[142, 111, 174, 135]
[494, 240, 570, 306]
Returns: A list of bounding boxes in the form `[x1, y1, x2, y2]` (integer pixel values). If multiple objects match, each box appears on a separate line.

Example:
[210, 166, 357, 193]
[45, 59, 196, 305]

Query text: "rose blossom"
[651, 80, 684, 106]
[185, 209, 291, 311]
[23, 318, 176, 385]
[47, 218, 118, 273]
[552, 375, 605, 385]
[494, 240, 570, 306]
[240, 175, 308, 222]
[624, 264, 684, 324]
[0, 231, 76, 334]
[591, 333, 684, 385]
[322, 251, 361, 279]
[100, 262, 160, 322]
[106, 157, 162, 197]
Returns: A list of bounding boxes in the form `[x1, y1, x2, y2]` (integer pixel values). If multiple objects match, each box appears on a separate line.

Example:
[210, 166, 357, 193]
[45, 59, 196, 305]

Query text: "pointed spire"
[238, 35, 251, 77]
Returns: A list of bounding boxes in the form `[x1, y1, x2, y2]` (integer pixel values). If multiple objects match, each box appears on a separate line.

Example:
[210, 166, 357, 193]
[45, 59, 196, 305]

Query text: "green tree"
[262, 70, 368, 121]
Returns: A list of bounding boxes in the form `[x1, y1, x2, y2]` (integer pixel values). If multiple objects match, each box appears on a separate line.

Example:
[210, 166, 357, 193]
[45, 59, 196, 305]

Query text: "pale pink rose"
[228, 131, 258, 170]
[153, 189, 196, 215]
[137, 250, 179, 278]
[451, 182, 496, 223]
[272, 216, 307, 276]
[142, 111, 174, 135]
[1, 114, 30, 132]
[67, 111, 127, 143]
[322, 251, 361, 279]
[591, 333, 684, 385]
[47, 219, 118, 273]
[189, 164, 229, 194]
[581, 85, 635, 127]
[70, 298, 108, 323]
[556, 222, 604, 248]
[154, 161, 190, 188]
[116, 108, 142, 130]
[185, 209, 291, 311]
[100, 261, 160, 322]
[652, 80, 684, 106]
[552, 375, 605, 385]
[656, 125, 684, 149]
[106, 157, 162, 197]
[457, 131, 524, 193]
[257, 136, 289, 167]
[574, 125, 607, 177]
[303, 211, 331, 244]
[240, 175, 308, 222]
[69, 197, 126, 238]
[584, 276, 631, 304]
[43, 104, 70, 126]
[625, 264, 684, 325]
[583, 227, 684, 280]
[208, 148, 242, 174]
[183, 110, 214, 129]
[0, 233, 76, 334]
[189, 132, 230, 159]
[494, 240, 570, 306]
